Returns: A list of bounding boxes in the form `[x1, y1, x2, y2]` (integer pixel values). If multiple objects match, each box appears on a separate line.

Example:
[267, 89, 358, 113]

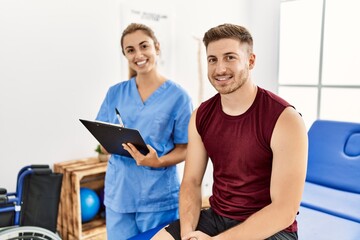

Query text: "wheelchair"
[0, 165, 63, 240]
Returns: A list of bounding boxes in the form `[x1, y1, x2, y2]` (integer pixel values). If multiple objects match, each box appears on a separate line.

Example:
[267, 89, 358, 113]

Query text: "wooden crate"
[54, 157, 107, 240]
[54, 157, 99, 237]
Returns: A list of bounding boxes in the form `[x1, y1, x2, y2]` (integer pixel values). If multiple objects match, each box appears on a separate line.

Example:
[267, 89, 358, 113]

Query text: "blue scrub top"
[96, 78, 193, 213]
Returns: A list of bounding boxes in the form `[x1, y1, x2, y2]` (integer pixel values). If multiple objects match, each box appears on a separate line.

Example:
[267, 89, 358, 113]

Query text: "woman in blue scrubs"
[96, 23, 193, 240]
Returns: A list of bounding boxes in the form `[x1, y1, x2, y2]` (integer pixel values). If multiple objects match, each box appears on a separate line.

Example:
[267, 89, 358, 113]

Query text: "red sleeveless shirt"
[196, 87, 297, 232]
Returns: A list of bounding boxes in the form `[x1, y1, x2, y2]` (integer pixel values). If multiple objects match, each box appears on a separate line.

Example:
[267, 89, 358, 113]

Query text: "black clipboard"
[79, 119, 149, 158]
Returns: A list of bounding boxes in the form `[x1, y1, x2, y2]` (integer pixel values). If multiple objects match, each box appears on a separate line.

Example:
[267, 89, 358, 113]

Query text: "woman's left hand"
[122, 143, 162, 168]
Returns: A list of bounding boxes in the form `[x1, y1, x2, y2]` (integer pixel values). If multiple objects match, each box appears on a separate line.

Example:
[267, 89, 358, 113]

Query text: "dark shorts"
[165, 208, 298, 240]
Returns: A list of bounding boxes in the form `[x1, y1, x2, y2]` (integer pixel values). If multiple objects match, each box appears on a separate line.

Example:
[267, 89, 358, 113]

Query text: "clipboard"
[79, 119, 149, 158]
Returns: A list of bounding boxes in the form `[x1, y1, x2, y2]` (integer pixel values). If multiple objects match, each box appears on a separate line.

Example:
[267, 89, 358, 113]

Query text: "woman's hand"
[122, 143, 163, 168]
[100, 145, 109, 155]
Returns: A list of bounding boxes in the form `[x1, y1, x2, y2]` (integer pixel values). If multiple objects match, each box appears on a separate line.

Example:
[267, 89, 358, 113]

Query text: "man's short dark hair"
[203, 23, 253, 53]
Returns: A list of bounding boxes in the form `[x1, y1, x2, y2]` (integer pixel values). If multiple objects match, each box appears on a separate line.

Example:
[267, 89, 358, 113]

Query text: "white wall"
[0, 0, 121, 190]
[0, 0, 280, 195]
[249, 0, 281, 92]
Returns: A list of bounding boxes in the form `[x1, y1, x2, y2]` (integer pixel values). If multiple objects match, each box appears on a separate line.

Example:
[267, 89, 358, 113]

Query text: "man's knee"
[151, 227, 174, 240]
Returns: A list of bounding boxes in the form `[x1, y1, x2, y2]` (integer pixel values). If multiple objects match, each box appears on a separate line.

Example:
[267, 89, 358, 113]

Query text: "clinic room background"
[1, 0, 359, 195]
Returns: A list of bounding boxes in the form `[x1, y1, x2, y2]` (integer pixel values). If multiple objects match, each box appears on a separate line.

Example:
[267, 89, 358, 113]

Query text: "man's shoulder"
[258, 87, 291, 108]
[196, 93, 220, 125]
[199, 93, 220, 108]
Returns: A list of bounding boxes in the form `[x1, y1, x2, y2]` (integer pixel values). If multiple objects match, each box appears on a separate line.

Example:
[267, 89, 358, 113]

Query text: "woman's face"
[122, 30, 159, 76]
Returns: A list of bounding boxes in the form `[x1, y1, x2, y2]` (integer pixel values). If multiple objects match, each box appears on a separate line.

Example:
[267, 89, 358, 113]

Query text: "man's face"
[206, 38, 255, 95]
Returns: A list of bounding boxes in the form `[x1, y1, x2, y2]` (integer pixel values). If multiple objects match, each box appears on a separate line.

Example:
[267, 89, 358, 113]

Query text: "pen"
[115, 108, 125, 127]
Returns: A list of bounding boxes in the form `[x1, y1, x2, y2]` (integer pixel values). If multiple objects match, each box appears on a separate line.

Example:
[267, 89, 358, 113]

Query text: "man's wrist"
[180, 226, 194, 238]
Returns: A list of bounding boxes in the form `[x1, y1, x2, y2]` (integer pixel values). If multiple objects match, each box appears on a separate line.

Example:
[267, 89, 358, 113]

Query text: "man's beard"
[211, 70, 249, 95]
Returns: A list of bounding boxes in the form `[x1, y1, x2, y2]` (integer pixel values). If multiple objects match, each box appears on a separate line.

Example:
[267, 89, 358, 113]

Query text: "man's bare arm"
[180, 109, 209, 237]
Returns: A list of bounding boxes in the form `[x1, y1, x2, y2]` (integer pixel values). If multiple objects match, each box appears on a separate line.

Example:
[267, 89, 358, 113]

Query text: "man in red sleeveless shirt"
[153, 24, 308, 240]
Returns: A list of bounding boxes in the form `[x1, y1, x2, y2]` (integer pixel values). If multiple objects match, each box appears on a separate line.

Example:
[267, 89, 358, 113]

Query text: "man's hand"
[182, 231, 212, 240]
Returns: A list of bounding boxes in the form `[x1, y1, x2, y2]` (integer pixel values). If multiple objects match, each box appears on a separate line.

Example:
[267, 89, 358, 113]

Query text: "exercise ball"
[80, 187, 100, 222]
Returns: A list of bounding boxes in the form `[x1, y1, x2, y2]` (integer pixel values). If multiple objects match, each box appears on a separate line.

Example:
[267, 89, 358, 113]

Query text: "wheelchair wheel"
[0, 226, 61, 240]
